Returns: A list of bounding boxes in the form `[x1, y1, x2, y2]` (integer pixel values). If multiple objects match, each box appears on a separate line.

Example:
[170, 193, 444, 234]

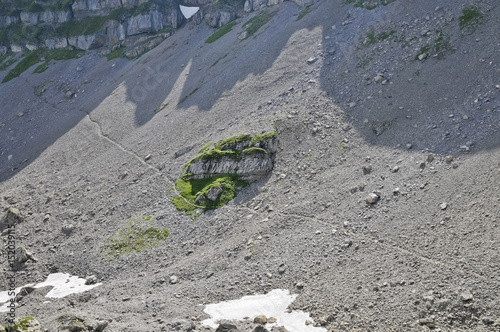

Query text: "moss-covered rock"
[170, 132, 277, 217]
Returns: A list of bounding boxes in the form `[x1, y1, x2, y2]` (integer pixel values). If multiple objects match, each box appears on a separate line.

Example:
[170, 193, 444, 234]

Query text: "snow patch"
[180, 5, 199, 19]
[201, 289, 326, 332]
[0, 273, 101, 312]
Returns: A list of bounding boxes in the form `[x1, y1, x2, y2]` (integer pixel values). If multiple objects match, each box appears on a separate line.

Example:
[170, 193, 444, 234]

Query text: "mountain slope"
[1, 0, 500, 331]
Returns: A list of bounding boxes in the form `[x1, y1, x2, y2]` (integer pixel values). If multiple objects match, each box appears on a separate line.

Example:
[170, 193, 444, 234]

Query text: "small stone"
[17, 112, 24, 117]
[76, 66, 83, 72]
[328, 49, 335, 55]
[406, 144, 413, 149]
[393, 187, 400, 194]
[445, 156, 453, 163]
[427, 154, 434, 162]
[278, 264, 287, 274]
[216, 322, 238, 332]
[144, 154, 152, 161]
[482, 316, 494, 325]
[296, 281, 305, 289]
[62, 223, 74, 234]
[43, 214, 51, 221]
[440, 202, 448, 210]
[3, 207, 24, 226]
[65, 91, 74, 99]
[349, 102, 357, 108]
[307, 57, 318, 64]
[85, 275, 98, 285]
[392, 166, 399, 173]
[460, 291, 473, 302]
[254, 315, 267, 324]
[170, 275, 179, 284]
[244, 253, 252, 260]
[362, 165, 372, 174]
[268, 317, 277, 324]
[366, 193, 379, 204]
[373, 75, 384, 84]
[418, 317, 435, 328]
[418, 53, 427, 61]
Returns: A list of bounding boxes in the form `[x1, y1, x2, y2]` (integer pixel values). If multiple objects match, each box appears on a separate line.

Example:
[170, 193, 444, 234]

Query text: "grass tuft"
[242, 10, 274, 40]
[459, 6, 484, 33]
[2, 49, 85, 83]
[100, 215, 169, 258]
[205, 21, 237, 44]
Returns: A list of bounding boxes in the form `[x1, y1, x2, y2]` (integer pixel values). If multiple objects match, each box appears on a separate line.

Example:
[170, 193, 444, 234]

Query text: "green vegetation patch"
[171, 132, 276, 217]
[363, 30, 396, 47]
[345, 0, 397, 10]
[414, 29, 452, 61]
[214, 134, 252, 150]
[2, 316, 36, 331]
[459, 6, 484, 33]
[171, 174, 248, 216]
[206, 21, 237, 44]
[56, 8, 127, 37]
[242, 10, 274, 40]
[296, 5, 312, 21]
[2, 49, 84, 83]
[100, 215, 169, 258]
[0, 53, 17, 72]
[106, 46, 126, 61]
[251, 131, 277, 144]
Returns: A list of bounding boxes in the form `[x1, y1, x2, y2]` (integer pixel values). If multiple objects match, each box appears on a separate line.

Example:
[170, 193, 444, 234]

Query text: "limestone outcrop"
[184, 133, 278, 182]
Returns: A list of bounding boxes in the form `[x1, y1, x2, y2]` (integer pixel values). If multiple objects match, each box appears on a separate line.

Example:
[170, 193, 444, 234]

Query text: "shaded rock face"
[185, 134, 278, 182]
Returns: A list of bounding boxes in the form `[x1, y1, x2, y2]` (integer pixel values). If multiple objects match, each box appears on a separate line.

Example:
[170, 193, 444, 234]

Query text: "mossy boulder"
[171, 132, 277, 217]
[184, 132, 277, 182]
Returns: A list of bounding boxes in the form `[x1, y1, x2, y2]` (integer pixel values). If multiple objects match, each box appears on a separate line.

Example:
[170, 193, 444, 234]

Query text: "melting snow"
[202, 289, 326, 332]
[180, 5, 199, 19]
[0, 273, 101, 312]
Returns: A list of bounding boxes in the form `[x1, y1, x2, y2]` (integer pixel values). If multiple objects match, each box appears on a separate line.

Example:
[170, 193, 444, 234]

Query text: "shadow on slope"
[318, 0, 500, 155]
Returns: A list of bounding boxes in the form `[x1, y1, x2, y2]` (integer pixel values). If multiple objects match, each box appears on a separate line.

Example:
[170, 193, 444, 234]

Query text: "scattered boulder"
[184, 133, 278, 182]
[15, 246, 37, 264]
[1, 207, 24, 229]
[175, 145, 194, 158]
[216, 322, 239, 332]
[365, 193, 379, 204]
[57, 313, 108, 332]
[85, 275, 98, 285]
[253, 315, 267, 324]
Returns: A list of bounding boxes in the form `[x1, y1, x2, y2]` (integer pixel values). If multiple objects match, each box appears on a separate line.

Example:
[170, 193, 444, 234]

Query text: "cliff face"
[0, 0, 309, 54]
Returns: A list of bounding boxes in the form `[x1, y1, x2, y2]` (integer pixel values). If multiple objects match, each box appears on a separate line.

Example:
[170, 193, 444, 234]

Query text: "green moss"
[206, 21, 237, 44]
[242, 10, 274, 40]
[2, 49, 84, 83]
[6, 316, 35, 331]
[34, 49, 85, 73]
[171, 132, 276, 217]
[345, 0, 397, 9]
[171, 174, 248, 216]
[199, 143, 212, 154]
[100, 215, 169, 258]
[459, 6, 484, 33]
[0, 53, 17, 72]
[296, 5, 311, 21]
[414, 29, 452, 61]
[214, 134, 252, 150]
[242, 147, 267, 156]
[363, 30, 396, 47]
[251, 131, 277, 145]
[106, 46, 126, 61]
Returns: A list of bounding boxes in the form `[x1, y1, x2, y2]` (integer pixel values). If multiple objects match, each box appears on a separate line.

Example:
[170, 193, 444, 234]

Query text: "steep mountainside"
[0, 0, 500, 331]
